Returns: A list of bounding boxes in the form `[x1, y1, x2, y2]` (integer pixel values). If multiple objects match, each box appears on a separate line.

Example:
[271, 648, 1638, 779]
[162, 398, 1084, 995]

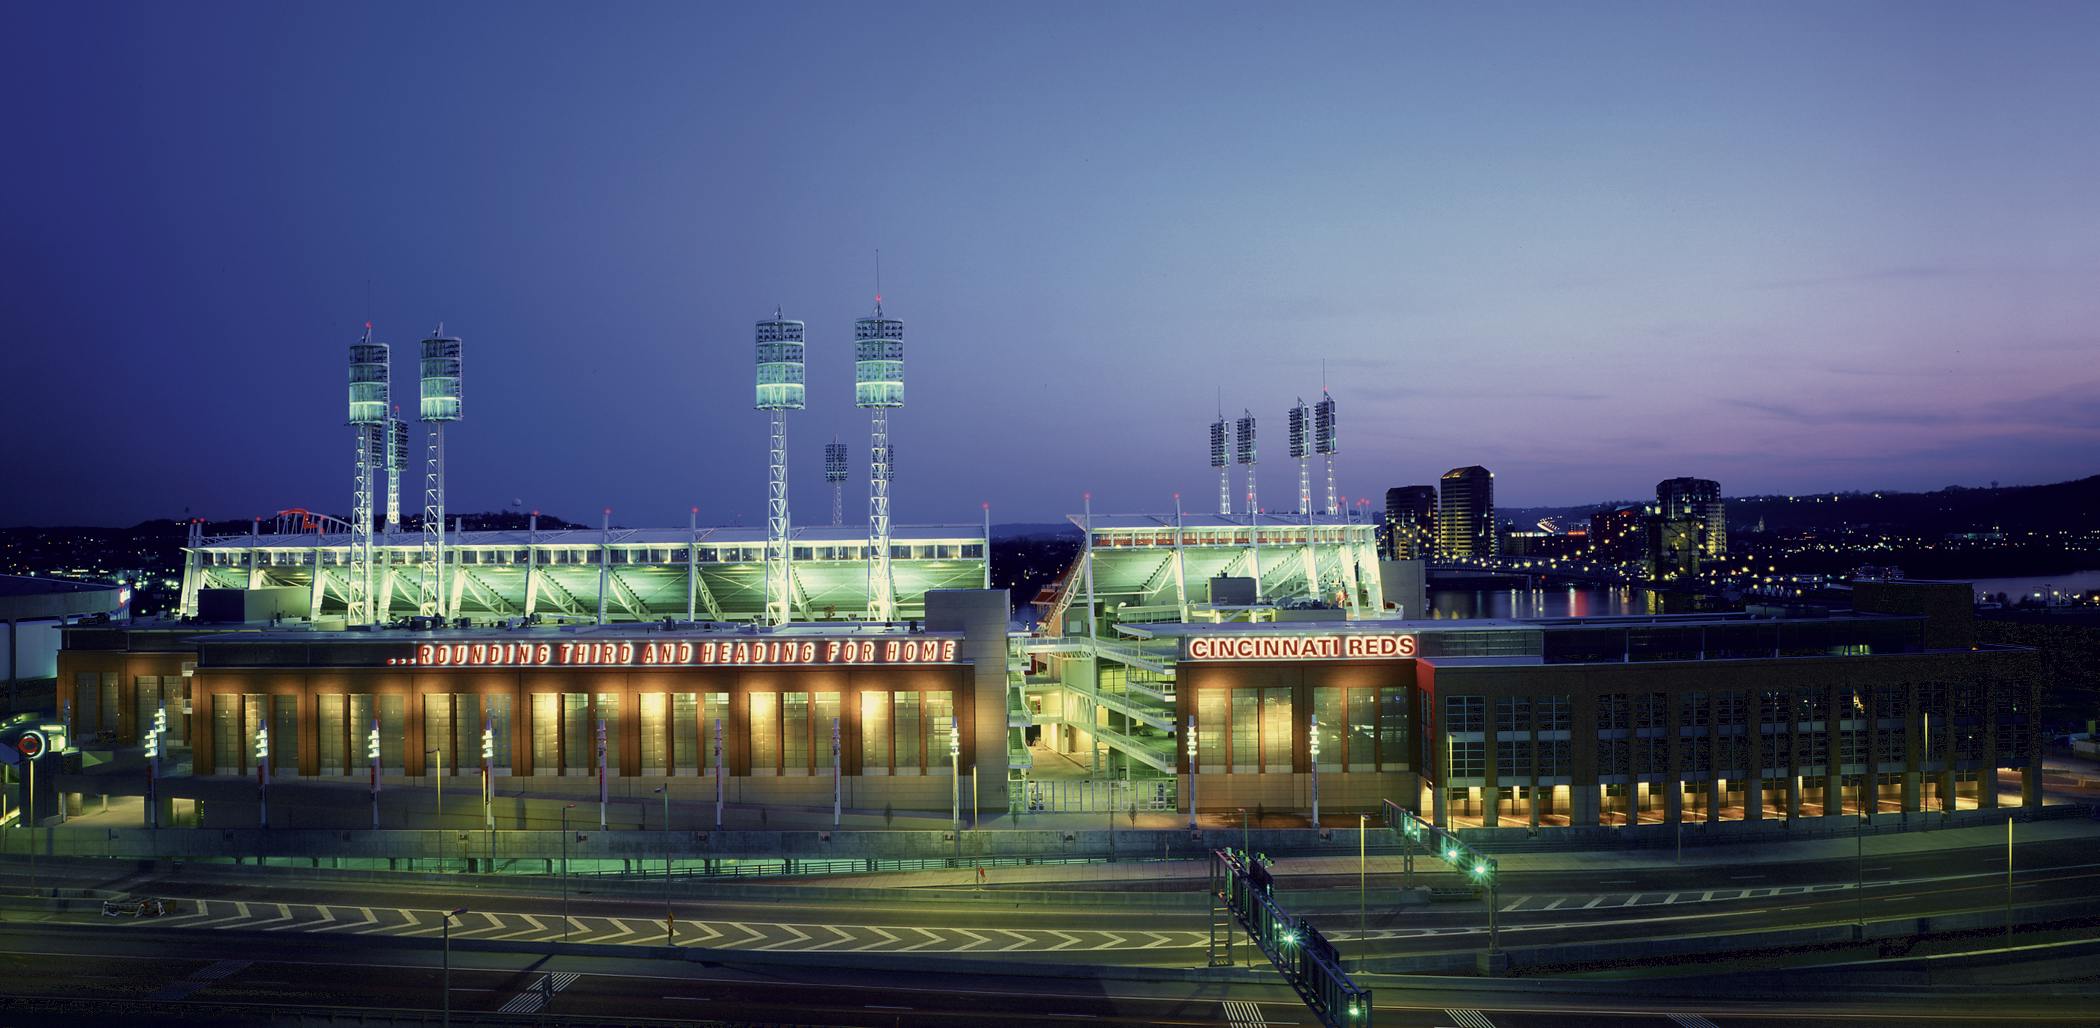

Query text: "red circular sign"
[16, 733, 44, 759]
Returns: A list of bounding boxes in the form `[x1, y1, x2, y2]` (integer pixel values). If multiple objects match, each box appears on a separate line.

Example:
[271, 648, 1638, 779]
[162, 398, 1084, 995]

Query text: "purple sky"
[7, 3, 2097, 528]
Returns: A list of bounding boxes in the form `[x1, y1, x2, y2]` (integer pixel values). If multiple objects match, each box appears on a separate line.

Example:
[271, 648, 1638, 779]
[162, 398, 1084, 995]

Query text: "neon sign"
[392, 637, 962, 668]
[1184, 634, 1417, 662]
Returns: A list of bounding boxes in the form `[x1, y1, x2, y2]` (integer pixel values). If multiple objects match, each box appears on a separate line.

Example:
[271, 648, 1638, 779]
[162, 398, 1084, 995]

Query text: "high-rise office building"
[1437, 466, 1496, 559]
[1589, 505, 1646, 566]
[1656, 477, 1726, 556]
[1382, 485, 1437, 559]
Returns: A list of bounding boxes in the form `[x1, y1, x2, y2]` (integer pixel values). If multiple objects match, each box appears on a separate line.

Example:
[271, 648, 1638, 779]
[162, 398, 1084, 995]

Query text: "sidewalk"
[791, 816, 2100, 890]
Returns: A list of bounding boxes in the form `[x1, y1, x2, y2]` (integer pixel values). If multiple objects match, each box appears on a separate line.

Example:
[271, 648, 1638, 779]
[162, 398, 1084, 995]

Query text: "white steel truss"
[866, 409, 895, 621]
[420, 423, 446, 617]
[764, 408, 792, 625]
[348, 425, 378, 625]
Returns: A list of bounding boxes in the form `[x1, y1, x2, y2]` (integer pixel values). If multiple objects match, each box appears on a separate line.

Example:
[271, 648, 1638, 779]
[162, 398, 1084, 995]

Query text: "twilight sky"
[6, 2, 2098, 528]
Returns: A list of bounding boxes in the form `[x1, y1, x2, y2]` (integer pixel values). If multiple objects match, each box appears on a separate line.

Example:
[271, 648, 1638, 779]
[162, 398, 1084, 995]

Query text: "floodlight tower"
[824, 438, 848, 527]
[1209, 413, 1230, 516]
[856, 296, 904, 622]
[1316, 391, 1339, 515]
[385, 411, 408, 534]
[347, 328, 390, 625]
[1235, 411, 1258, 516]
[419, 327, 464, 618]
[1288, 398, 1313, 515]
[756, 310, 805, 625]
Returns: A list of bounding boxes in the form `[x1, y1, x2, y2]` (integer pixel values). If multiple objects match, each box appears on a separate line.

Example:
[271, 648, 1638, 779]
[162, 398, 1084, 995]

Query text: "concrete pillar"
[1481, 786, 1499, 828]
[1938, 769, 1956, 813]
[1571, 784, 1598, 827]
[1980, 767, 2000, 809]
[1902, 771, 1921, 813]
[1743, 776, 1762, 822]
[1431, 783, 1449, 829]
[1663, 778, 1682, 826]
[1786, 775, 1802, 821]
[1707, 777, 1722, 823]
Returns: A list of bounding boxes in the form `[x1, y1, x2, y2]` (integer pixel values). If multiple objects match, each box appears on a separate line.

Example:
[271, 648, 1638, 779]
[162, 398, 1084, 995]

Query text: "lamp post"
[256, 724, 270, 829]
[561, 802, 576, 941]
[480, 720, 494, 830]
[654, 785, 672, 944]
[442, 906, 466, 1028]
[368, 719, 381, 830]
[1186, 715, 1198, 831]
[426, 745, 442, 827]
[950, 716, 961, 830]
[596, 719, 608, 830]
[713, 717, 724, 829]
[832, 717, 842, 828]
[1358, 812, 1368, 971]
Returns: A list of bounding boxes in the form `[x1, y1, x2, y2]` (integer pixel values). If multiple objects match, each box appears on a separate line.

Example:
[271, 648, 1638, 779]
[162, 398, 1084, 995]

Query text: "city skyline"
[8, 2, 2099, 527]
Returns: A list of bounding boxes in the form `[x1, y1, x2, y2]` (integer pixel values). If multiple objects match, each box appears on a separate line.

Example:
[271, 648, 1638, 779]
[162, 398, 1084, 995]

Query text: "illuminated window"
[1347, 688, 1376, 770]
[271, 695, 297, 774]
[783, 692, 810, 774]
[318, 694, 345, 773]
[1377, 687, 1407, 770]
[814, 692, 840, 770]
[487, 694, 512, 771]
[862, 690, 891, 774]
[639, 693, 668, 774]
[749, 692, 778, 775]
[895, 691, 922, 772]
[1314, 688, 1342, 772]
[1261, 689, 1291, 772]
[1196, 689, 1226, 772]
[926, 691, 954, 773]
[673, 694, 699, 773]
[1231, 690, 1259, 773]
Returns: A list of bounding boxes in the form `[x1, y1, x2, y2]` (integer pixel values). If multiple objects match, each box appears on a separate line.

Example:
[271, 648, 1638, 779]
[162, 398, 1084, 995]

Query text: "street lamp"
[654, 785, 672, 944]
[144, 705, 165, 830]
[1357, 812, 1368, 971]
[950, 716, 961, 830]
[480, 720, 494, 831]
[1186, 716, 1198, 831]
[561, 802, 576, 941]
[596, 719, 608, 830]
[256, 724, 270, 829]
[442, 906, 466, 1028]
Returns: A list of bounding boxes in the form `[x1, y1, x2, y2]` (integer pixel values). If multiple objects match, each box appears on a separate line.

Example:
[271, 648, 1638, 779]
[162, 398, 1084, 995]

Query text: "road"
[0, 922, 2087, 1027]
[5, 829, 2096, 967]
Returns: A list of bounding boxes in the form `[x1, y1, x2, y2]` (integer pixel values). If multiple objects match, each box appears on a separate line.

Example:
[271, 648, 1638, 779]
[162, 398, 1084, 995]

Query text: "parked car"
[101, 897, 168, 918]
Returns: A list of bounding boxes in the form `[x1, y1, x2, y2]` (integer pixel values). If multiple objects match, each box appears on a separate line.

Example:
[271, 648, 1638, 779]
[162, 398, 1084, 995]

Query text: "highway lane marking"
[1046, 930, 1084, 951]
[1582, 897, 1603, 909]
[807, 925, 858, 951]
[354, 907, 412, 934]
[235, 903, 293, 931]
[674, 920, 723, 946]
[758, 923, 813, 951]
[192, 901, 253, 929]
[1093, 931, 1127, 951]
[1500, 897, 1528, 912]
[997, 929, 1034, 952]
[952, 928, 992, 951]
[311, 905, 376, 933]
[1621, 894, 1643, 906]
[1541, 898, 1566, 910]
[487, 913, 548, 941]
[1444, 1009, 1496, 1028]
[850, 926, 900, 952]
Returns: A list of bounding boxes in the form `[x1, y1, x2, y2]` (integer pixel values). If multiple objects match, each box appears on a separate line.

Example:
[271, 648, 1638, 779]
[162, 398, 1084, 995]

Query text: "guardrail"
[1210, 849, 1370, 1027]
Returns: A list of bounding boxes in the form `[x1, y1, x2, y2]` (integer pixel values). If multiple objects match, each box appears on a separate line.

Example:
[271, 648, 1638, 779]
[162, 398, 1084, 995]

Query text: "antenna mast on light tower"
[1316, 378, 1339, 516]
[857, 256, 905, 621]
[1236, 409, 1261, 598]
[347, 326, 389, 625]
[756, 308, 806, 625]
[824, 438, 848, 527]
[1209, 393, 1230, 517]
[419, 326, 463, 618]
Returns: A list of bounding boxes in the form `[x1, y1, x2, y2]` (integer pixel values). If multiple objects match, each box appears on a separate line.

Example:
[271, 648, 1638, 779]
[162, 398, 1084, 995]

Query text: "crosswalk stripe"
[1445, 1009, 1496, 1028]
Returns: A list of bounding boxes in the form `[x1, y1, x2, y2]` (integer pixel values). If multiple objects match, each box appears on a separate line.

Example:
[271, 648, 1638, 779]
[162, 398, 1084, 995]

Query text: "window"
[895, 691, 921, 771]
[1446, 695, 1485, 734]
[271, 696, 297, 775]
[562, 694, 588, 771]
[1539, 739, 1570, 778]
[1197, 689, 1226, 771]
[1261, 689, 1291, 772]
[594, 694, 620, 775]
[639, 693, 668, 773]
[212, 693, 241, 774]
[1537, 695, 1570, 732]
[862, 690, 892, 773]
[1449, 740, 1485, 779]
[1231, 689, 1260, 773]
[926, 692, 955, 772]
[532, 694, 559, 774]
[425, 696, 454, 774]
[1376, 687, 1408, 770]
[379, 695, 406, 772]
[318, 694, 345, 773]
[1314, 688, 1343, 772]
[1347, 688, 1377, 770]
[485, 695, 511, 771]
[783, 692, 809, 773]
[1495, 739, 1526, 778]
[1598, 693, 1629, 732]
[814, 692, 840, 770]
[1496, 696, 1530, 735]
[750, 693, 779, 774]
[674, 694, 699, 772]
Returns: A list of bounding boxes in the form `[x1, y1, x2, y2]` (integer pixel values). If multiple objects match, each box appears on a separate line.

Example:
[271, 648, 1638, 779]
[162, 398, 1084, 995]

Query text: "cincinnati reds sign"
[390, 637, 963, 668]
[1184, 633, 1417, 662]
